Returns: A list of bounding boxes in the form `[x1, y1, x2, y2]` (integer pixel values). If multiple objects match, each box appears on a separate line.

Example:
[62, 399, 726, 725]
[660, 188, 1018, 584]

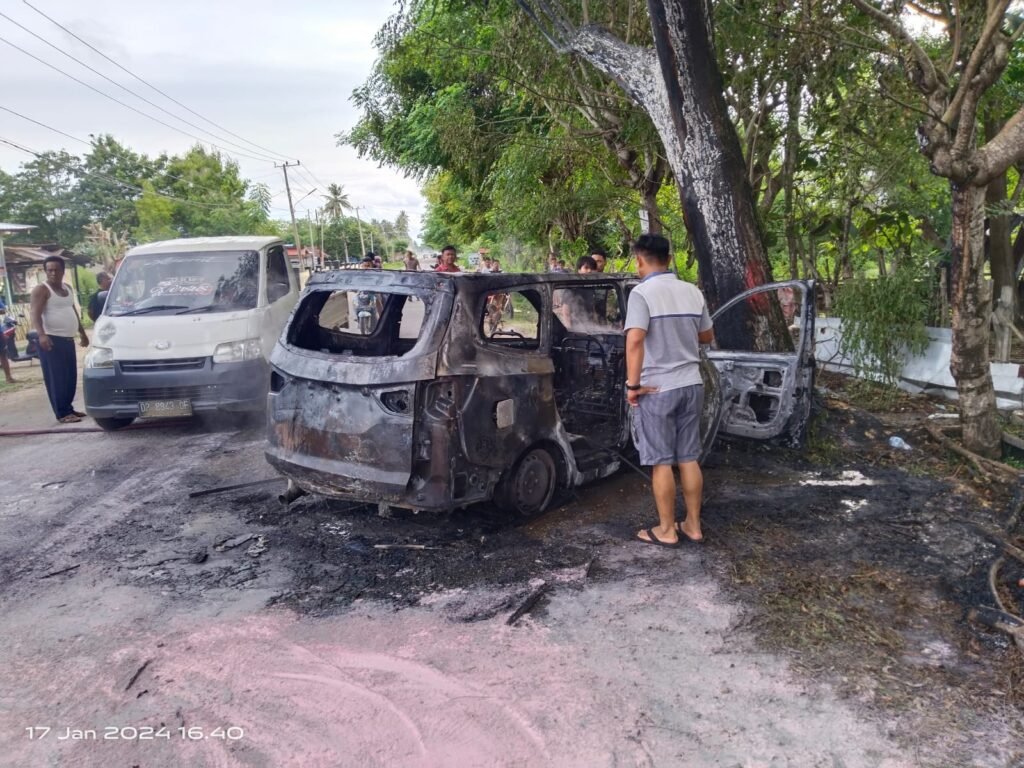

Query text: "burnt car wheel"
[496, 447, 557, 517]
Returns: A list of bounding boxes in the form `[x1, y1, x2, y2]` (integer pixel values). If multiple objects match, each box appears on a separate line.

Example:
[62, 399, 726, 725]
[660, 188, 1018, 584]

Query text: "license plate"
[139, 399, 192, 418]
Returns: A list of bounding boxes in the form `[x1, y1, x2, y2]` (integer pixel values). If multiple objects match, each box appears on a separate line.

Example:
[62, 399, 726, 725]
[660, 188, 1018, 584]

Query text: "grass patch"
[0, 377, 34, 395]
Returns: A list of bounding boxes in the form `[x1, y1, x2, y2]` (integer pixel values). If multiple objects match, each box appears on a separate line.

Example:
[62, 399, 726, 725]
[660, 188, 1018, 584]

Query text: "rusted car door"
[706, 280, 816, 446]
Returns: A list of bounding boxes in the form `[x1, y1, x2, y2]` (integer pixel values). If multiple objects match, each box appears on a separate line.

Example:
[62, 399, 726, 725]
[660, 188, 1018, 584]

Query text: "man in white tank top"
[29, 256, 90, 423]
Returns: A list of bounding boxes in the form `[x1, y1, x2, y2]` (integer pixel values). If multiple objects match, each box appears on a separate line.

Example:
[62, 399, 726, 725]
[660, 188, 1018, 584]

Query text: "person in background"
[373, 254, 383, 269]
[403, 250, 420, 271]
[360, 253, 377, 269]
[30, 255, 89, 423]
[547, 254, 559, 272]
[0, 332, 13, 385]
[590, 249, 608, 272]
[436, 245, 461, 273]
[477, 256, 494, 273]
[576, 256, 597, 274]
[87, 272, 112, 322]
[490, 258, 503, 273]
[624, 234, 714, 547]
[0, 296, 15, 383]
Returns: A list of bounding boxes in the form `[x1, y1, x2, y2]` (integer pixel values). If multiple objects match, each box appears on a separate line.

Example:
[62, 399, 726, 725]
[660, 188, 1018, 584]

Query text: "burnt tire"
[94, 416, 135, 432]
[496, 447, 557, 517]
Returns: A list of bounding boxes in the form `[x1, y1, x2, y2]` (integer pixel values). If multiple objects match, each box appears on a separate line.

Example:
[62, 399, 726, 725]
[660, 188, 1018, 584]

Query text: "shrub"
[832, 265, 931, 388]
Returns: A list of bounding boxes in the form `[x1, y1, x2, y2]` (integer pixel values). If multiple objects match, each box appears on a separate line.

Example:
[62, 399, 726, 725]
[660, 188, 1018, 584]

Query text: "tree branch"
[907, 0, 948, 21]
[945, 0, 961, 78]
[514, 0, 573, 52]
[941, 0, 1012, 126]
[974, 105, 1024, 185]
[848, 0, 944, 94]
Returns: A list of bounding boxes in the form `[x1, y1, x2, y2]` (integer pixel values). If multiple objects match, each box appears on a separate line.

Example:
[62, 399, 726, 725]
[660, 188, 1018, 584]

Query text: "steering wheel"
[491, 329, 525, 339]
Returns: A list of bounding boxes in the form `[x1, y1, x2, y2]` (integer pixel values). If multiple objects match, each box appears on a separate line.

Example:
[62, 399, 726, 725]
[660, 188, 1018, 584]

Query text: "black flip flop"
[636, 526, 681, 548]
[675, 521, 705, 544]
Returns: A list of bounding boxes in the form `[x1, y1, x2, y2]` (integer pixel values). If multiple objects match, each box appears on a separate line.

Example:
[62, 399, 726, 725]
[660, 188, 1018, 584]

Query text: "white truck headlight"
[212, 338, 262, 363]
[84, 346, 114, 369]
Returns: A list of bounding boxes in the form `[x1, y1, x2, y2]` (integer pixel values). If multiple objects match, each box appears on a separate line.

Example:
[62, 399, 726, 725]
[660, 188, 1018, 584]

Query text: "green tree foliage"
[322, 183, 352, 221]
[1, 150, 84, 244]
[73, 134, 163, 235]
[343, 0, 661, 258]
[133, 182, 178, 243]
[0, 138, 279, 252]
[833, 265, 932, 389]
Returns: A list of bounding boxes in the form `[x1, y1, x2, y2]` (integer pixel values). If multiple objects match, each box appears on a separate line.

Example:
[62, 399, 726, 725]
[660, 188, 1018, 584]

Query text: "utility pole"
[354, 206, 367, 256]
[306, 211, 316, 269]
[276, 161, 303, 269]
[315, 209, 325, 267]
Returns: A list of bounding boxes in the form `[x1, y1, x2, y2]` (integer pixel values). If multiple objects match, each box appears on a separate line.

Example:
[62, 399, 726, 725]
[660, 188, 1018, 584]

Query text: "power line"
[300, 165, 331, 189]
[0, 32, 275, 165]
[0, 12, 283, 164]
[0, 136, 251, 210]
[0, 104, 89, 147]
[293, 166, 322, 196]
[23, 0, 296, 164]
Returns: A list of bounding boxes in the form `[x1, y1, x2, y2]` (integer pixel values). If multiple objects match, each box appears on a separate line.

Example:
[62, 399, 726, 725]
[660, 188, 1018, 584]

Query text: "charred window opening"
[288, 289, 431, 357]
[713, 285, 805, 354]
[479, 289, 541, 349]
[551, 286, 626, 448]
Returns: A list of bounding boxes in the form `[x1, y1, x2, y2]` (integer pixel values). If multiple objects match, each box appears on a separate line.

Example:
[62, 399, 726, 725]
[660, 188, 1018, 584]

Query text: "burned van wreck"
[265, 271, 815, 515]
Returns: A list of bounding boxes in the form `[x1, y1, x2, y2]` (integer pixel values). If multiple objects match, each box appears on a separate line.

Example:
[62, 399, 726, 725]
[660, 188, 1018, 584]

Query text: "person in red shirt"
[435, 245, 461, 273]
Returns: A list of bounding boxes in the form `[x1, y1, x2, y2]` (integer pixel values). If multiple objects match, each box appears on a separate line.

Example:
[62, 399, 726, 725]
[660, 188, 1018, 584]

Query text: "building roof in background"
[0, 223, 37, 234]
[2, 243, 88, 266]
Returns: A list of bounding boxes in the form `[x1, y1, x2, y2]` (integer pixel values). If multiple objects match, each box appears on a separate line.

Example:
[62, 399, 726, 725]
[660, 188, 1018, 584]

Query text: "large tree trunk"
[986, 119, 1015, 320]
[783, 74, 801, 281]
[950, 183, 1002, 458]
[986, 171, 1014, 314]
[540, 0, 780, 348]
[646, 0, 774, 346]
[640, 183, 663, 235]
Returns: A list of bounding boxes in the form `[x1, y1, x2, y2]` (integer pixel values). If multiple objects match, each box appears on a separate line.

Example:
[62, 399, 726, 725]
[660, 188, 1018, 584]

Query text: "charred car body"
[265, 271, 815, 515]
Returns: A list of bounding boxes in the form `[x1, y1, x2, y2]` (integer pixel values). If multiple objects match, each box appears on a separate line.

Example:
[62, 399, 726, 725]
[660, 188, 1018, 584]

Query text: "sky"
[0, 0, 424, 239]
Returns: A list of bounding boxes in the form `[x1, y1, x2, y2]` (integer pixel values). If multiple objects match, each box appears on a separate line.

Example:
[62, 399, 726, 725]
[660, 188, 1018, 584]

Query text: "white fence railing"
[814, 316, 1023, 411]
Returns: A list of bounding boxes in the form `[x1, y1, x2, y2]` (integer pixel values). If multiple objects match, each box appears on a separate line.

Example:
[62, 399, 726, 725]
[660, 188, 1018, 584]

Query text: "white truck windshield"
[106, 250, 260, 317]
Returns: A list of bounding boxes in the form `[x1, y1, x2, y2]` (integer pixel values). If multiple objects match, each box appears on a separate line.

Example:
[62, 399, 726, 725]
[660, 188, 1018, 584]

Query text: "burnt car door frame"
[441, 280, 577, 515]
[548, 279, 632, 476]
[706, 279, 816, 446]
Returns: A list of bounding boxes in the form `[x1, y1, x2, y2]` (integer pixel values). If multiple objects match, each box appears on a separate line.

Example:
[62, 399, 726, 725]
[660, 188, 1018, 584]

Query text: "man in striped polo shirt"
[624, 234, 714, 547]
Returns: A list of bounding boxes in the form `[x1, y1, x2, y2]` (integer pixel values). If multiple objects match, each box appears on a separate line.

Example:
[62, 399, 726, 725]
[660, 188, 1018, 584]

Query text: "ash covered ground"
[0, 382, 1022, 767]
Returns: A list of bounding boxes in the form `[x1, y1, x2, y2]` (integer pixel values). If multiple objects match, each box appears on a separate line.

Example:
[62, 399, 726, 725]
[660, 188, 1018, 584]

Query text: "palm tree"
[322, 183, 351, 222]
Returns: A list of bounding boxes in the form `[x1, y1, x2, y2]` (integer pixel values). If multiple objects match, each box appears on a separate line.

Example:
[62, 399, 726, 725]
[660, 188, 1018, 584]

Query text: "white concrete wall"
[814, 316, 1023, 410]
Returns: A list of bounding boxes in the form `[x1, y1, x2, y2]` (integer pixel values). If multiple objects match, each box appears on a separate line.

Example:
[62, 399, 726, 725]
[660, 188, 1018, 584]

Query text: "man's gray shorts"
[631, 384, 704, 466]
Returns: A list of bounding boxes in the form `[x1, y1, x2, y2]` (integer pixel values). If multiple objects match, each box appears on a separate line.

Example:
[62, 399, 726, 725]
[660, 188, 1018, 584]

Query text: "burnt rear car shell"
[266, 271, 454, 505]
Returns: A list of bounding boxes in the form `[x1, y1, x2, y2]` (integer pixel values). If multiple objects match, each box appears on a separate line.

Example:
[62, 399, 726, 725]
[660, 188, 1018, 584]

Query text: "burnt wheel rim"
[511, 449, 555, 515]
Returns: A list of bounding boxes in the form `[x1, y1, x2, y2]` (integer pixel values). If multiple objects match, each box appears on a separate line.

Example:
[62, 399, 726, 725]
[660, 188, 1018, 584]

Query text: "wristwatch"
[626, 383, 642, 391]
